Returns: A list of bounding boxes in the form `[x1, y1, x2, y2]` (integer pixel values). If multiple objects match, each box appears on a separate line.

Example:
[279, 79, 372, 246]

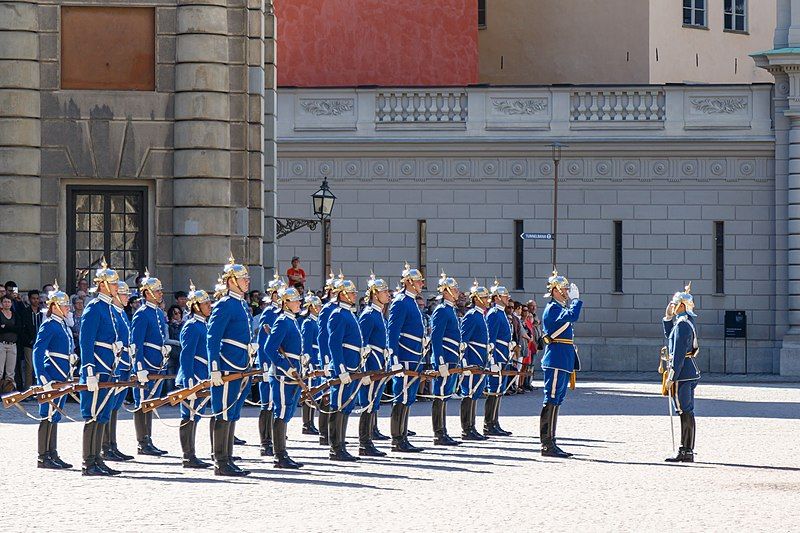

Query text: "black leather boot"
[359, 410, 386, 457]
[135, 410, 160, 456]
[108, 410, 133, 461]
[48, 423, 72, 469]
[390, 403, 404, 450]
[372, 411, 390, 440]
[540, 404, 569, 458]
[434, 399, 459, 445]
[329, 411, 349, 461]
[145, 411, 167, 455]
[319, 399, 330, 446]
[667, 412, 695, 462]
[82, 421, 106, 476]
[259, 409, 274, 456]
[483, 396, 504, 436]
[302, 404, 319, 435]
[213, 419, 239, 476]
[227, 421, 250, 475]
[94, 424, 121, 475]
[181, 420, 210, 468]
[493, 396, 512, 436]
[37, 421, 60, 469]
[551, 406, 571, 457]
[273, 418, 303, 469]
[462, 398, 486, 440]
[189, 418, 211, 467]
[339, 413, 359, 461]
[398, 404, 423, 452]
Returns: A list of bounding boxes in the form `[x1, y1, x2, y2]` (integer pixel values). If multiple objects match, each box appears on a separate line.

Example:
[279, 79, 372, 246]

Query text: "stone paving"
[1, 378, 798, 532]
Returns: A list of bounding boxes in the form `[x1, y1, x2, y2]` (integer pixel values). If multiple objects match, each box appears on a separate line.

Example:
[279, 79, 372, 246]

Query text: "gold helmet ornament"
[333, 278, 357, 296]
[437, 270, 459, 298]
[400, 261, 424, 283]
[490, 278, 509, 298]
[45, 280, 70, 308]
[278, 286, 303, 305]
[366, 271, 390, 298]
[90, 257, 119, 292]
[303, 293, 323, 310]
[117, 281, 131, 296]
[265, 272, 288, 295]
[213, 274, 226, 300]
[139, 267, 163, 295]
[671, 282, 697, 317]
[469, 279, 490, 304]
[186, 279, 211, 309]
[544, 270, 569, 298]
[222, 253, 249, 281]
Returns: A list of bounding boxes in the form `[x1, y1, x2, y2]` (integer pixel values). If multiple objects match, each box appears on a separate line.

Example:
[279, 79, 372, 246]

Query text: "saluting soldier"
[32, 281, 74, 469]
[428, 272, 462, 446]
[356, 273, 391, 457]
[79, 260, 122, 476]
[207, 255, 258, 477]
[299, 293, 323, 435]
[387, 262, 426, 453]
[663, 283, 701, 463]
[101, 281, 135, 462]
[175, 281, 213, 469]
[459, 281, 491, 441]
[539, 271, 582, 458]
[255, 273, 287, 457]
[326, 276, 364, 461]
[262, 286, 305, 469]
[131, 269, 170, 456]
[485, 280, 514, 437]
[315, 271, 339, 446]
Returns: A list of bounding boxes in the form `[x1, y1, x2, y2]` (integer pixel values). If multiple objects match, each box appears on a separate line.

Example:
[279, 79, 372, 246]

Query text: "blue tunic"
[33, 314, 74, 422]
[263, 312, 303, 421]
[429, 301, 461, 398]
[327, 302, 363, 413]
[664, 313, 700, 414]
[130, 302, 169, 408]
[486, 304, 513, 395]
[111, 304, 132, 412]
[540, 299, 582, 372]
[358, 304, 389, 412]
[460, 307, 489, 400]
[256, 304, 282, 410]
[78, 293, 118, 422]
[387, 291, 426, 406]
[177, 315, 210, 420]
[206, 292, 254, 422]
[316, 300, 336, 368]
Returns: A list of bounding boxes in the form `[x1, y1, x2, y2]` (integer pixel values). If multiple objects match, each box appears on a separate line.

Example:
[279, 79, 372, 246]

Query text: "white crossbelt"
[496, 339, 509, 347]
[194, 355, 208, 365]
[366, 344, 384, 353]
[222, 338, 248, 350]
[95, 341, 115, 350]
[46, 351, 71, 360]
[342, 343, 361, 353]
[443, 345, 460, 357]
[282, 351, 301, 361]
[400, 332, 423, 343]
[550, 322, 571, 340]
[443, 337, 460, 347]
[469, 341, 488, 348]
[398, 342, 422, 356]
[143, 342, 164, 351]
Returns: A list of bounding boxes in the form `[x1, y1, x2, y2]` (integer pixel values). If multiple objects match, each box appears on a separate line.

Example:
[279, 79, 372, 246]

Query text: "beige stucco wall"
[479, 0, 774, 85]
[648, 0, 774, 83]
[479, 0, 651, 85]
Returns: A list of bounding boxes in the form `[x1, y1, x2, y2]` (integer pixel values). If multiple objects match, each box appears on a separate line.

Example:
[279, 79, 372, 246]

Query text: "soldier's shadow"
[121, 474, 256, 484]
[245, 469, 400, 490]
[570, 457, 714, 468]
[697, 461, 800, 472]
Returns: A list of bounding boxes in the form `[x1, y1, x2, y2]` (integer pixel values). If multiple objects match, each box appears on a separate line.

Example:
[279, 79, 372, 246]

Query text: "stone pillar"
[263, 0, 278, 280]
[174, 0, 232, 288]
[0, 1, 41, 288]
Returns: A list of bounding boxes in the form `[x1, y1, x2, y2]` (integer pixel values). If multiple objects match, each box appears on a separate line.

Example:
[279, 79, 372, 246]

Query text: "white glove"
[186, 392, 198, 401]
[463, 369, 472, 376]
[438, 364, 449, 378]
[360, 376, 371, 386]
[86, 375, 99, 392]
[339, 372, 352, 385]
[136, 369, 150, 384]
[42, 381, 54, 392]
[210, 370, 224, 387]
[568, 283, 580, 300]
[390, 363, 403, 372]
[323, 368, 331, 377]
[490, 364, 501, 373]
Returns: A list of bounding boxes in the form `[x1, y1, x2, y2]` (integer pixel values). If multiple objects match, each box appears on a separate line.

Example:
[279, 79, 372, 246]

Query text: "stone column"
[263, 1, 278, 279]
[174, 0, 232, 288]
[0, 1, 41, 288]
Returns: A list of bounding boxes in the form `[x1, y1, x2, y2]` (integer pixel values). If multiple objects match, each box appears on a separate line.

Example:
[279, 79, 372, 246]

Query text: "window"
[67, 186, 148, 290]
[613, 221, 623, 293]
[715, 221, 725, 294]
[514, 220, 524, 290]
[61, 7, 155, 90]
[724, 0, 747, 32]
[418, 220, 427, 287]
[478, 0, 487, 28]
[683, 0, 706, 27]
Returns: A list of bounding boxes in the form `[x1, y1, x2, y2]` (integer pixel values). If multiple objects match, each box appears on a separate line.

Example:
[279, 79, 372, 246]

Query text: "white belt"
[312, 344, 319, 350]
[194, 355, 208, 365]
[342, 343, 361, 353]
[222, 338, 248, 350]
[220, 355, 248, 371]
[400, 332, 422, 343]
[398, 342, 422, 356]
[496, 339, 509, 347]
[282, 352, 301, 361]
[46, 351, 71, 360]
[366, 344, 385, 353]
[443, 337, 460, 347]
[143, 342, 163, 351]
[95, 341, 115, 350]
[469, 341, 488, 348]
[443, 345, 460, 357]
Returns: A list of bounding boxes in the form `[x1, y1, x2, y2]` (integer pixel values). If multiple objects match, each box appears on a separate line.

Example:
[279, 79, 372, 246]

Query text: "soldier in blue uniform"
[262, 286, 305, 469]
[32, 281, 74, 469]
[663, 283, 701, 463]
[459, 281, 491, 441]
[326, 277, 365, 461]
[428, 272, 462, 446]
[131, 269, 170, 456]
[539, 271, 582, 458]
[357, 273, 391, 457]
[300, 293, 323, 435]
[79, 260, 122, 476]
[387, 262, 426, 453]
[100, 281, 135, 462]
[485, 280, 514, 437]
[207, 255, 257, 477]
[315, 271, 338, 446]
[255, 273, 287, 457]
[176, 281, 213, 469]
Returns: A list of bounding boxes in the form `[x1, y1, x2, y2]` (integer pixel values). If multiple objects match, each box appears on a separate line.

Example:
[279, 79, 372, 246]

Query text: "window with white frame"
[683, 0, 707, 27]
[724, 0, 747, 31]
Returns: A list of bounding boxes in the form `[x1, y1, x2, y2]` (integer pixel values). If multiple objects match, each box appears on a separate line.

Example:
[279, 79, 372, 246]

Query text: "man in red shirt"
[286, 257, 306, 291]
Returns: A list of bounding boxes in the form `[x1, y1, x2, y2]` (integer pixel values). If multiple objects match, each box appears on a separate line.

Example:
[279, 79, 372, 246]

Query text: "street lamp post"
[550, 142, 564, 270]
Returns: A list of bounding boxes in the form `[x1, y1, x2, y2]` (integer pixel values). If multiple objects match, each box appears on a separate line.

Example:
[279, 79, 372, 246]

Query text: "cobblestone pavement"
[1, 379, 798, 532]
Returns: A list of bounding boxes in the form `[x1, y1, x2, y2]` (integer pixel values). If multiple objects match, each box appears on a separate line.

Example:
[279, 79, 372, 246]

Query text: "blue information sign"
[520, 232, 554, 240]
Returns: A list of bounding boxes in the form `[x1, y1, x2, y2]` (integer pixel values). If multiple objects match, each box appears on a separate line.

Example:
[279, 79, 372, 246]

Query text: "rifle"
[2, 380, 76, 409]
[37, 379, 142, 404]
[164, 369, 263, 408]
[303, 367, 405, 400]
[140, 389, 211, 413]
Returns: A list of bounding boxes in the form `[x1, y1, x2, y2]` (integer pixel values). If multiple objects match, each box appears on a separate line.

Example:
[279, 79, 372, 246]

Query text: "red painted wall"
[275, 0, 478, 87]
